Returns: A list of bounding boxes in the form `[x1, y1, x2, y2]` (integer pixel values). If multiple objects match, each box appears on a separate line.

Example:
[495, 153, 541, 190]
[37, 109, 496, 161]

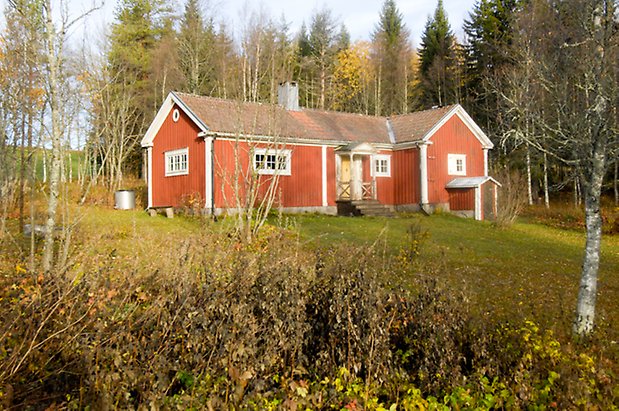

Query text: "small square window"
[165, 148, 189, 176]
[373, 155, 391, 177]
[448, 154, 466, 176]
[253, 149, 291, 175]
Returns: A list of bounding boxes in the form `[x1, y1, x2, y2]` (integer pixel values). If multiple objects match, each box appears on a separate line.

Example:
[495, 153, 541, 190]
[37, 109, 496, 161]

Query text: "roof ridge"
[174, 91, 390, 120]
[174, 91, 275, 106]
[296, 106, 385, 119]
[389, 104, 459, 119]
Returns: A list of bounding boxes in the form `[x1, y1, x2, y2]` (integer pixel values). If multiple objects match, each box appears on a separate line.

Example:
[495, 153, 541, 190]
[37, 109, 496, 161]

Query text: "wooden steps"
[337, 200, 396, 217]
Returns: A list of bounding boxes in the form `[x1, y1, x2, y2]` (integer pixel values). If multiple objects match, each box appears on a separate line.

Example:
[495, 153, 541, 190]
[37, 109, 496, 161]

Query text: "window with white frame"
[165, 148, 189, 176]
[447, 154, 466, 176]
[253, 148, 291, 175]
[373, 155, 391, 177]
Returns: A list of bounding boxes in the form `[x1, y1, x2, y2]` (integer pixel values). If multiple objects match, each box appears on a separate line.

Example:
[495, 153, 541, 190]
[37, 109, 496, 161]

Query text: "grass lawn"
[23, 205, 615, 340]
[290, 213, 619, 338]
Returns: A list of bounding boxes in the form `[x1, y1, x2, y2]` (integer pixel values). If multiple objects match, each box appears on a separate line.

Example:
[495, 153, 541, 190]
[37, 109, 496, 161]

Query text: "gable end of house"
[421, 105, 493, 150]
[141, 92, 209, 148]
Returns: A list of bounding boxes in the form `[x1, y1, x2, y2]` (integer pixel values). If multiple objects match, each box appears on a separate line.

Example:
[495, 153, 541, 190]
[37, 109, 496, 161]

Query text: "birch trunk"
[574, 154, 604, 335]
[320, 59, 326, 110]
[543, 151, 549, 209]
[42, 0, 62, 273]
[526, 144, 533, 205]
[614, 158, 618, 206]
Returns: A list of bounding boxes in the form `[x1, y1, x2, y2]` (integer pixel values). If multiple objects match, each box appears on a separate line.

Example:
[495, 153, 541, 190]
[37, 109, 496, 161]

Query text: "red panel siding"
[327, 147, 336, 206]
[213, 140, 326, 209]
[212, 139, 250, 209]
[393, 148, 420, 205]
[427, 115, 485, 204]
[152, 104, 205, 207]
[448, 188, 475, 211]
[280, 145, 323, 207]
[375, 150, 395, 205]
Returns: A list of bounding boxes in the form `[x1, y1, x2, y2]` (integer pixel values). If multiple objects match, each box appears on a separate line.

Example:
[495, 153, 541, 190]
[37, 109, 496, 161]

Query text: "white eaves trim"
[445, 176, 502, 189]
[421, 105, 494, 150]
[141, 92, 209, 148]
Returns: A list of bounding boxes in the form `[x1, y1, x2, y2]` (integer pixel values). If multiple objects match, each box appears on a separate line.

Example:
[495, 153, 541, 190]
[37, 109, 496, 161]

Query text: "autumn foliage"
[0, 222, 616, 409]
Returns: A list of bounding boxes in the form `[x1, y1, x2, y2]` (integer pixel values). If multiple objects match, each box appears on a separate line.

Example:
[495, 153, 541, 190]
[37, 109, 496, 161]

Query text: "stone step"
[352, 201, 395, 217]
[337, 200, 396, 217]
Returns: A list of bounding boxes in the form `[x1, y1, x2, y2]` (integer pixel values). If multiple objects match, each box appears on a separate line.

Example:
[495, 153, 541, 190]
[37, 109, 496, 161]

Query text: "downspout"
[147, 146, 153, 209]
[199, 131, 216, 219]
[211, 136, 216, 218]
[419, 143, 430, 214]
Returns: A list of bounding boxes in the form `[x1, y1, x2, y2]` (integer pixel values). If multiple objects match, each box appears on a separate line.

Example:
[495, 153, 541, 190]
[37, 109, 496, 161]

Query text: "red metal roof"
[174, 92, 457, 145]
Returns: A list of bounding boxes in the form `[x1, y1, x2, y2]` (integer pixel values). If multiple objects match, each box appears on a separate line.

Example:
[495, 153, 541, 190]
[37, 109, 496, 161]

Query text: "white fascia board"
[487, 176, 502, 187]
[422, 105, 494, 150]
[141, 92, 209, 148]
[420, 105, 459, 145]
[392, 140, 433, 151]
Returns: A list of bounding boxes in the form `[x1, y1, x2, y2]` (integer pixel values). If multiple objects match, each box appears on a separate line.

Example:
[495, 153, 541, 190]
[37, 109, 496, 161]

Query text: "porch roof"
[334, 142, 377, 155]
[446, 176, 502, 189]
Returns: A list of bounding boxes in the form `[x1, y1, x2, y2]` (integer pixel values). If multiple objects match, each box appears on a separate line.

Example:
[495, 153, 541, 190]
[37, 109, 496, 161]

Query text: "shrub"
[0, 223, 616, 409]
[494, 168, 529, 227]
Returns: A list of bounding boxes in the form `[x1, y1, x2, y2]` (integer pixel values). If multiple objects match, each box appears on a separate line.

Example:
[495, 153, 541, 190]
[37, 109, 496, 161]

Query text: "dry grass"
[292, 212, 619, 341]
[1, 197, 618, 408]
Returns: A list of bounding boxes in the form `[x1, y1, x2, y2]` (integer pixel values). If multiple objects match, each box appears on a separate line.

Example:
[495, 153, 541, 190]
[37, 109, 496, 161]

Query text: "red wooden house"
[141, 82, 500, 220]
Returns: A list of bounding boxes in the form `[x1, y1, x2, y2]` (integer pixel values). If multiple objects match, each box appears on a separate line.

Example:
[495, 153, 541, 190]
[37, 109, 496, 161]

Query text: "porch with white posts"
[335, 143, 377, 202]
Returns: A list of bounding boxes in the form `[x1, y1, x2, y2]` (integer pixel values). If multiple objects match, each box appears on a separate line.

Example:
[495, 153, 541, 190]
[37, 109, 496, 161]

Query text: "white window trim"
[172, 108, 180, 122]
[253, 148, 292, 176]
[165, 147, 189, 177]
[373, 154, 391, 177]
[448, 154, 466, 176]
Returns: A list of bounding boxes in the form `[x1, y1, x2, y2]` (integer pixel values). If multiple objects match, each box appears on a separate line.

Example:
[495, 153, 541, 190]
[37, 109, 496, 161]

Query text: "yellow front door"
[340, 156, 351, 182]
[338, 156, 352, 199]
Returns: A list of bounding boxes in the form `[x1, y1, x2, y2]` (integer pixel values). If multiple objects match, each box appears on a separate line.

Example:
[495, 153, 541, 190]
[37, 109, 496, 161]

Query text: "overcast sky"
[1, 0, 477, 48]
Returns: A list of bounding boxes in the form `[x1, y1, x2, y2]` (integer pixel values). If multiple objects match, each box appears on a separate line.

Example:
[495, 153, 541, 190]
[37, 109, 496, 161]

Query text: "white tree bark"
[614, 158, 618, 206]
[42, 0, 62, 273]
[526, 144, 533, 205]
[573, 0, 613, 335]
[574, 148, 605, 335]
[543, 151, 550, 209]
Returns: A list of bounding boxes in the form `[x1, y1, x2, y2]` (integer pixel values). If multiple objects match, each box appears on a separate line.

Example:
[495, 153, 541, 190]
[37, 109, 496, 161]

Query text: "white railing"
[337, 181, 351, 199]
[361, 180, 376, 200]
[337, 180, 376, 200]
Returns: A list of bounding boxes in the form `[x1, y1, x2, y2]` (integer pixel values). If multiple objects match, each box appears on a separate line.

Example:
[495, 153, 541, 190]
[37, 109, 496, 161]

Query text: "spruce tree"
[463, 0, 520, 140]
[107, 0, 167, 175]
[417, 0, 458, 108]
[308, 8, 337, 109]
[372, 0, 410, 115]
[178, 0, 215, 95]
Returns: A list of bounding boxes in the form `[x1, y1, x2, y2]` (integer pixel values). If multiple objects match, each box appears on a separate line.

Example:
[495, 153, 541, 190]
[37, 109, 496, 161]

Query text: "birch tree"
[504, 0, 617, 336]
[2, 1, 44, 232]
[40, 0, 64, 273]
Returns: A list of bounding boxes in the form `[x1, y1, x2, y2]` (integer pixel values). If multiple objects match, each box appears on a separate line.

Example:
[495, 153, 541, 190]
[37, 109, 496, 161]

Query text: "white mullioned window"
[448, 154, 466, 176]
[373, 154, 391, 177]
[253, 148, 291, 176]
[165, 147, 189, 176]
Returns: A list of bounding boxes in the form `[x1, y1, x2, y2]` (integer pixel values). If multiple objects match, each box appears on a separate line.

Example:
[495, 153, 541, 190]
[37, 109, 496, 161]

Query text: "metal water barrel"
[114, 190, 135, 210]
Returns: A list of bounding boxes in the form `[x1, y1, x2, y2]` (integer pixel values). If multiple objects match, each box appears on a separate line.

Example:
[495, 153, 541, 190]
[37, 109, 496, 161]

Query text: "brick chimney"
[278, 81, 300, 111]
